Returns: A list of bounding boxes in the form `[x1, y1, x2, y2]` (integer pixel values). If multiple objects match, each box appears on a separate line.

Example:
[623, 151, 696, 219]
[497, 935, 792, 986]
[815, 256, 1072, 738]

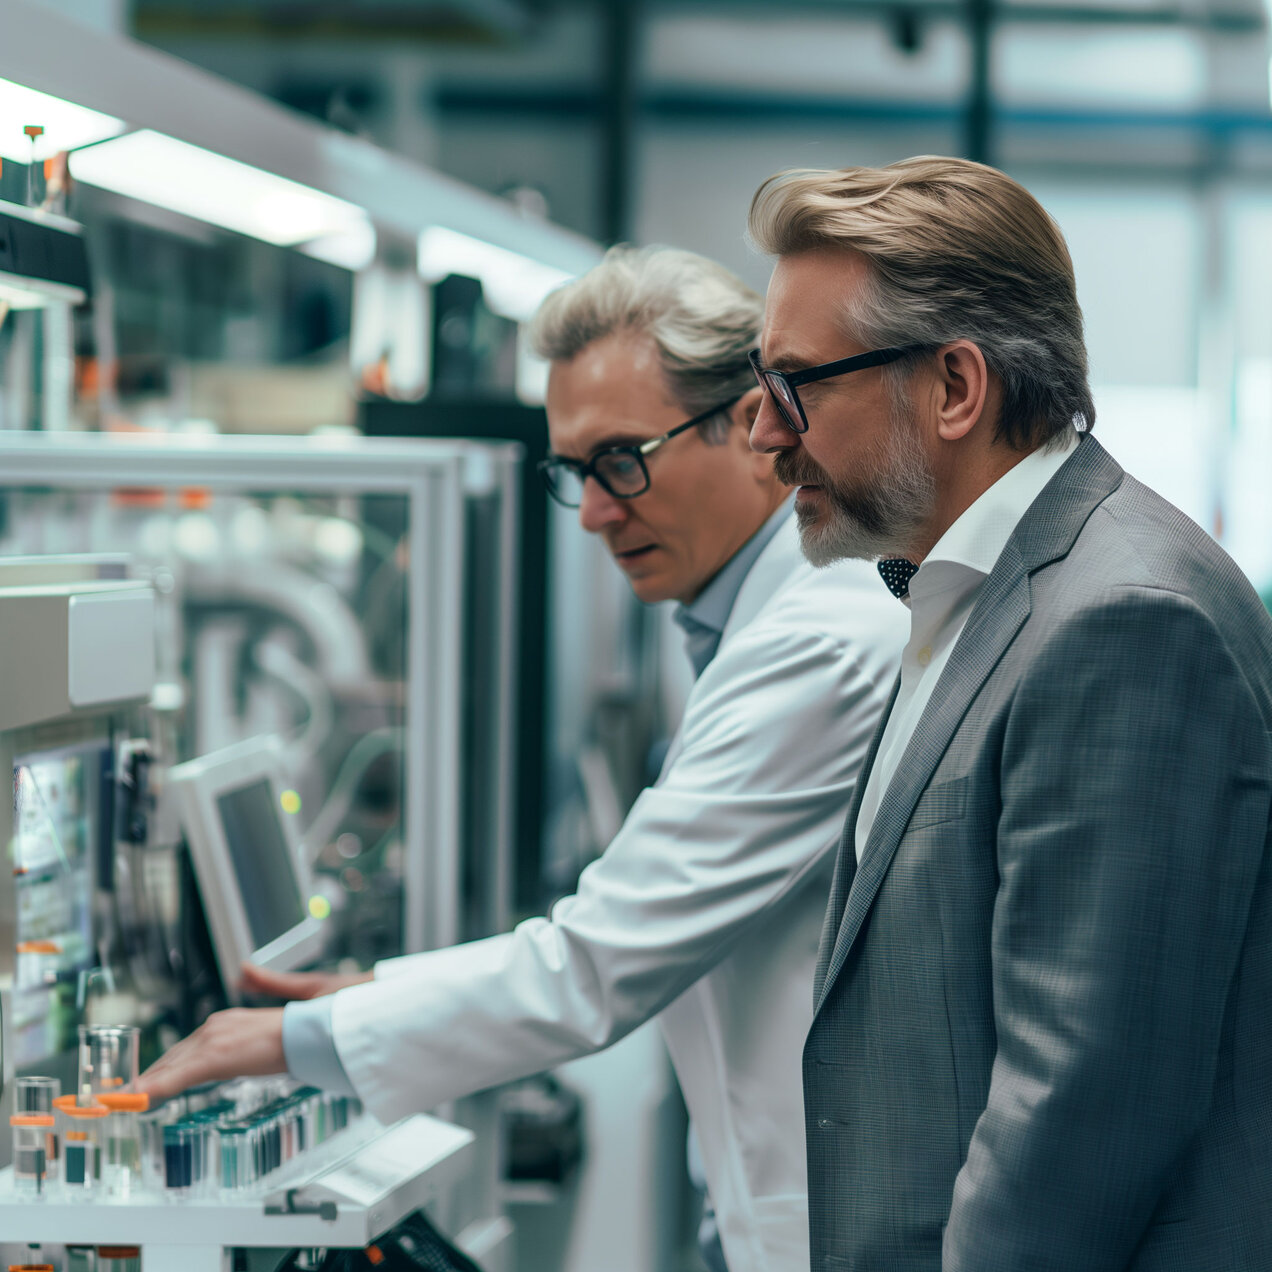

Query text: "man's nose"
[578, 476, 627, 534]
[750, 393, 797, 455]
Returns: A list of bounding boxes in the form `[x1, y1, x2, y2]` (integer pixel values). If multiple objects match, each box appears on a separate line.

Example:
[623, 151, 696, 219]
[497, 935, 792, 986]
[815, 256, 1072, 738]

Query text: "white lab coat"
[330, 516, 905, 1272]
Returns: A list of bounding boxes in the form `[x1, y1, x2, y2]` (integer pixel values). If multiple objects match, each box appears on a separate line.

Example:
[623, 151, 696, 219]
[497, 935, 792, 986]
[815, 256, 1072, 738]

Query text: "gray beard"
[794, 412, 936, 567]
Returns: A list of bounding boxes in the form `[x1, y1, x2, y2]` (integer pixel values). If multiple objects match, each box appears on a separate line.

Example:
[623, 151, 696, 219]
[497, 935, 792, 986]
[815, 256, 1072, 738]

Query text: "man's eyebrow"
[760, 347, 818, 373]
[588, 433, 646, 453]
[551, 433, 646, 463]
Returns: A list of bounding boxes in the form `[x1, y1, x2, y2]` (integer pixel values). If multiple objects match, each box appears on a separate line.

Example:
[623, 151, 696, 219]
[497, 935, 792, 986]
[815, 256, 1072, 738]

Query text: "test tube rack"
[0, 1113, 474, 1272]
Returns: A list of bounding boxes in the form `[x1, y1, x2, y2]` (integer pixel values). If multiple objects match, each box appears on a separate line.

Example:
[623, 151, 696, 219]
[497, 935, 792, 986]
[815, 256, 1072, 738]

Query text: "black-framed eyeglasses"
[748, 345, 922, 434]
[538, 395, 742, 509]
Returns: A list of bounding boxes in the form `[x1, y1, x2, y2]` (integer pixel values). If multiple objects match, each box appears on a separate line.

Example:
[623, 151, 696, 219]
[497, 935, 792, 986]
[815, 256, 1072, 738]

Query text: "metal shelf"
[0, 1114, 474, 1272]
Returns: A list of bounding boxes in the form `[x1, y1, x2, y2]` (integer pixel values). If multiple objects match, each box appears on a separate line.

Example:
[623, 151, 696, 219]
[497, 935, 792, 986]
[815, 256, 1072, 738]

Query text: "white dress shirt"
[855, 430, 1080, 861]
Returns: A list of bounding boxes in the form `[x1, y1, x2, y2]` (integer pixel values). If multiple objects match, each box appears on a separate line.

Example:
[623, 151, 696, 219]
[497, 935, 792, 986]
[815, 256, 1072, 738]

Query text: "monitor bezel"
[167, 735, 326, 1004]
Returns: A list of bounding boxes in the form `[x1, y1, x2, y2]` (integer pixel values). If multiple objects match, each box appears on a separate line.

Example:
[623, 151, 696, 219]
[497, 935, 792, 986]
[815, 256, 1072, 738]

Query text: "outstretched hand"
[136, 1007, 286, 1104]
[239, 962, 373, 1001]
[135, 965, 375, 1103]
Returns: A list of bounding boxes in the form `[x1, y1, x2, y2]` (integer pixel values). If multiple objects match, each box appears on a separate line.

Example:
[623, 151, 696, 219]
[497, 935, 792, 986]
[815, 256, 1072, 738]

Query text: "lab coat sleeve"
[282, 995, 358, 1096]
[329, 614, 893, 1123]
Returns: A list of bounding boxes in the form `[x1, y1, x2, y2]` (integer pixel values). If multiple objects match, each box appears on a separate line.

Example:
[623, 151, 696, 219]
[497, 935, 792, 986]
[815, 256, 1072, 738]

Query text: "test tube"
[218, 1123, 251, 1192]
[162, 1123, 195, 1194]
[264, 1112, 282, 1175]
[78, 1026, 140, 1105]
[163, 1119, 215, 1195]
[196, 1117, 215, 1190]
[140, 1107, 184, 1191]
[13, 1076, 61, 1189]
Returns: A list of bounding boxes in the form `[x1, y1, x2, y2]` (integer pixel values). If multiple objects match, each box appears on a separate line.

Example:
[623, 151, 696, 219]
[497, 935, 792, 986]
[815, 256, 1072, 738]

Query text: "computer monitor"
[166, 736, 327, 1003]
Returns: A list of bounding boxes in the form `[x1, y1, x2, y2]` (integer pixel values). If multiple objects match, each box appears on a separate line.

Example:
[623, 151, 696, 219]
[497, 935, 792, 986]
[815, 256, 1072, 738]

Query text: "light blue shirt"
[282, 496, 796, 1096]
[282, 989, 354, 1095]
[673, 497, 793, 678]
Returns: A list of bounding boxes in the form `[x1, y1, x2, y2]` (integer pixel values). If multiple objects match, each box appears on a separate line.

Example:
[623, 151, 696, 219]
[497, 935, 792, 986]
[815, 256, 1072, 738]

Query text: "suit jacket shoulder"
[1025, 455, 1272, 714]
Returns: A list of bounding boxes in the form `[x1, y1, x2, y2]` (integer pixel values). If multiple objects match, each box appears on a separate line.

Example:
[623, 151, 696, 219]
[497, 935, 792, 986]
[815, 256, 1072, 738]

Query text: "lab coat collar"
[676, 497, 794, 654]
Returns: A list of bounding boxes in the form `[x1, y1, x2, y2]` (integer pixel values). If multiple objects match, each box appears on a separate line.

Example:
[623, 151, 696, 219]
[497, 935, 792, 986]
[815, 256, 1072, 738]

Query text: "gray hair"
[529, 244, 762, 443]
[748, 157, 1094, 450]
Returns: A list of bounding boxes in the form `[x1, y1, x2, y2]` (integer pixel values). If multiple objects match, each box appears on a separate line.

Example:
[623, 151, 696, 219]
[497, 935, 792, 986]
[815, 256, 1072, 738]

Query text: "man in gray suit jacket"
[746, 156, 1272, 1271]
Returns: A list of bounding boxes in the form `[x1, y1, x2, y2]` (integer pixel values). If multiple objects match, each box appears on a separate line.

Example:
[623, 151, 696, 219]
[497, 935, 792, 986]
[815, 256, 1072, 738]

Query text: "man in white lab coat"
[139, 245, 904, 1272]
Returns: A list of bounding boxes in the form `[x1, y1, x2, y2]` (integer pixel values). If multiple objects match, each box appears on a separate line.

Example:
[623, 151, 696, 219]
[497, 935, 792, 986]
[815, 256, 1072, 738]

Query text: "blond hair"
[530, 244, 762, 442]
[748, 156, 1094, 449]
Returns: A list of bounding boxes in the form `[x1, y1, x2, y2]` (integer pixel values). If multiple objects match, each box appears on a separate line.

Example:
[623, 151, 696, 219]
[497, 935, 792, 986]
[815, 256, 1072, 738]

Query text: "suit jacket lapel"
[813, 674, 900, 1004]
[815, 558, 1031, 1012]
[814, 436, 1127, 1016]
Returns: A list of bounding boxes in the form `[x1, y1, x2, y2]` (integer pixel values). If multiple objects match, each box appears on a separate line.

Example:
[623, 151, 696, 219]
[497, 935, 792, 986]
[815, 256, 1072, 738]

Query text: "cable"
[300, 728, 406, 867]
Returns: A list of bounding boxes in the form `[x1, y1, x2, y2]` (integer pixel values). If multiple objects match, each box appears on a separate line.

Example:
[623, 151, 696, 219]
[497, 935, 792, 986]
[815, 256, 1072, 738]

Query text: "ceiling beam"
[133, 0, 538, 43]
[644, 0, 1264, 32]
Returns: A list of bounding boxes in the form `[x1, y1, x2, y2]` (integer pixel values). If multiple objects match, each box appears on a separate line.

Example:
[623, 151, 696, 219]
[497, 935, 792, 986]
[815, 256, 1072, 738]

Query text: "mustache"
[773, 450, 829, 488]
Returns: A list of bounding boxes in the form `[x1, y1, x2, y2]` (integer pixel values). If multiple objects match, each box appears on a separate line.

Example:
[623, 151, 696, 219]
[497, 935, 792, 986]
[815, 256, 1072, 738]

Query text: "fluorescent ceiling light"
[419, 225, 574, 324]
[0, 77, 124, 163]
[300, 219, 377, 271]
[70, 130, 371, 257]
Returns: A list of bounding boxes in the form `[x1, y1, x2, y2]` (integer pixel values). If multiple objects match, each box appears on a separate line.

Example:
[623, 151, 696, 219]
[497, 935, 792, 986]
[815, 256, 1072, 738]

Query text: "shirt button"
[917, 646, 933, 667]
[817, 1118, 834, 1129]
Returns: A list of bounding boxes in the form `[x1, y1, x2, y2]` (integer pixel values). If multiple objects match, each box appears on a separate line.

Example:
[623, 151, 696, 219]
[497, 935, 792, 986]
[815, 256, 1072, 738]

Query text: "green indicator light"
[280, 789, 301, 816]
[308, 895, 331, 921]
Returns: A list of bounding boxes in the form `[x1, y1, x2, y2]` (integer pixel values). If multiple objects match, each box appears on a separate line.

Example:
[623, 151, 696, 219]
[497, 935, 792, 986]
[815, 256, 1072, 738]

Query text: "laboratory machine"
[0, 430, 521, 966]
[0, 431, 523, 1269]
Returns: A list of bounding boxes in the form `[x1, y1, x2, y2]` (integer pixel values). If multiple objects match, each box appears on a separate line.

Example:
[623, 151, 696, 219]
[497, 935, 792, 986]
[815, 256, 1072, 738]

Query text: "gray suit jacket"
[804, 436, 1272, 1272]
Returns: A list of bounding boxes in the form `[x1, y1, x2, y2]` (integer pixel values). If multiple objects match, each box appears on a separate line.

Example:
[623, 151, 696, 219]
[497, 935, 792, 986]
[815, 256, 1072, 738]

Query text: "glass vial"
[97, 1093, 148, 1196]
[10, 1116, 54, 1195]
[96, 1252, 140, 1272]
[56, 1101, 107, 1194]
[14, 1077, 61, 1186]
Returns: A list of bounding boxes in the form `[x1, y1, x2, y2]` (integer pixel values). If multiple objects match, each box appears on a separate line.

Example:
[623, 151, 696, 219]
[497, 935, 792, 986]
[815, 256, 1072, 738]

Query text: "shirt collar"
[674, 496, 794, 646]
[907, 429, 1080, 602]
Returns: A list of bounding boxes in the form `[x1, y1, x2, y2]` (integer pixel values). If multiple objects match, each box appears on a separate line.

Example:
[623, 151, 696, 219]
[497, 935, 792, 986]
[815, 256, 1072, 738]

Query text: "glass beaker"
[78, 1025, 140, 1106]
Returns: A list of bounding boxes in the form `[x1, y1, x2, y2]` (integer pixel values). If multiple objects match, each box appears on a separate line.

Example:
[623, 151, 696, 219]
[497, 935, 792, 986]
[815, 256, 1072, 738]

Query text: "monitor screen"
[216, 778, 305, 950]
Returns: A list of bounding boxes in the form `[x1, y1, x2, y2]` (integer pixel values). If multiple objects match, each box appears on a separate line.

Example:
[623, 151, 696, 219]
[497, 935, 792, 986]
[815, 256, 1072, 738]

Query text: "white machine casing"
[0, 577, 154, 731]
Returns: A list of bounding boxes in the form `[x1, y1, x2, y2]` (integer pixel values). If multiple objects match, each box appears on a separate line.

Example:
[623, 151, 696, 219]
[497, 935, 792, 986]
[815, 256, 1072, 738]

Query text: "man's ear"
[934, 341, 990, 443]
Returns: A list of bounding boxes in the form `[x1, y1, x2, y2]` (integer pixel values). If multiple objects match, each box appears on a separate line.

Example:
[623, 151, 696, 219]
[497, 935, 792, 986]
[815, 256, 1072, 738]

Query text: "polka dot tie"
[878, 557, 919, 600]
